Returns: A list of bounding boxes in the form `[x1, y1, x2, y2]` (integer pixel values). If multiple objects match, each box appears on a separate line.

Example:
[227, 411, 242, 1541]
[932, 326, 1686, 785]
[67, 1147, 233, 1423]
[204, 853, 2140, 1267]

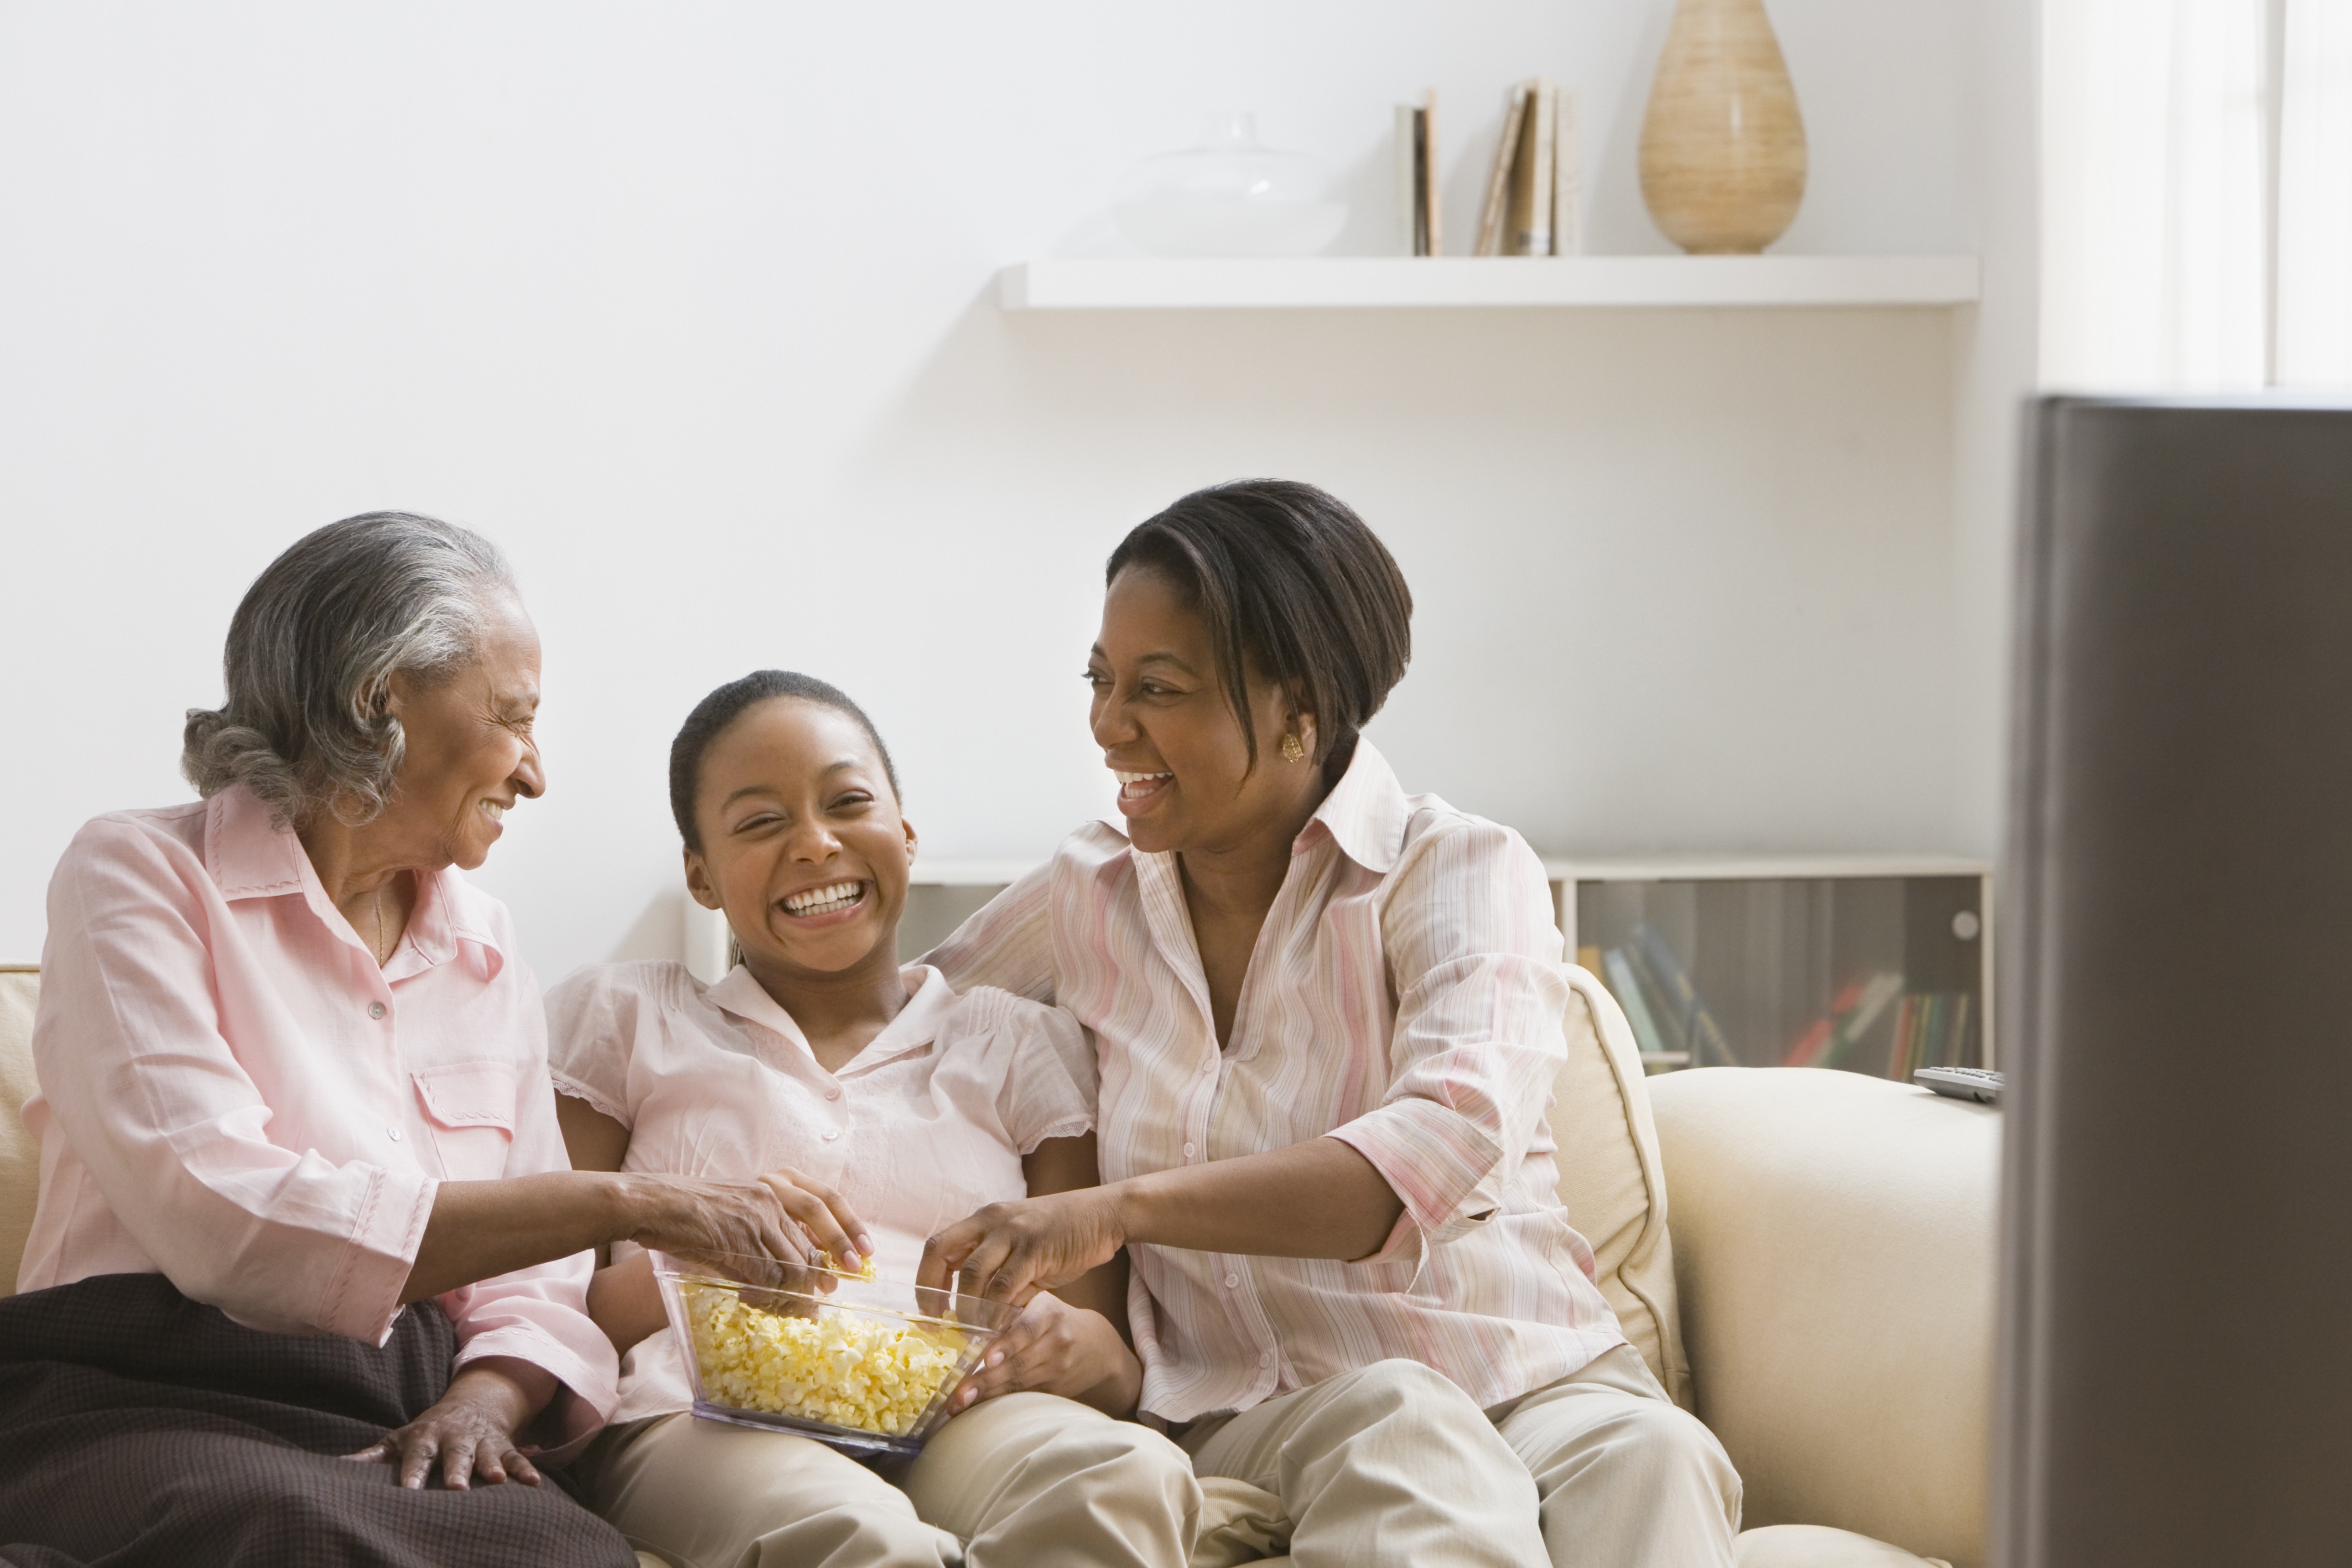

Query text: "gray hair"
[182, 512, 519, 829]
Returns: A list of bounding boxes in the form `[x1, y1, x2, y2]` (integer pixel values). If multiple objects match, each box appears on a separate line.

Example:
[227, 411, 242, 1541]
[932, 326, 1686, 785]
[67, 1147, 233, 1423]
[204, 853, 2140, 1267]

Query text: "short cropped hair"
[182, 512, 517, 829]
[1106, 479, 1413, 779]
[669, 670, 901, 852]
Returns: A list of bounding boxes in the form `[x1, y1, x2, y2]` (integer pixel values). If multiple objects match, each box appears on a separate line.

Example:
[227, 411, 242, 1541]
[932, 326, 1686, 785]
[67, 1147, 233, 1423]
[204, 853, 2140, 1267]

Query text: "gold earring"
[1281, 733, 1307, 763]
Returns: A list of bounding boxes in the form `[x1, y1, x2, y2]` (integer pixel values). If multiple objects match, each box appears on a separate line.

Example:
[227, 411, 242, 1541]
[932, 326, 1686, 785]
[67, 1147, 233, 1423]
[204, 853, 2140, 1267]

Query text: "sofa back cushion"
[1648, 1066, 1996, 1568]
[0, 970, 40, 1294]
[1549, 966, 1690, 1409]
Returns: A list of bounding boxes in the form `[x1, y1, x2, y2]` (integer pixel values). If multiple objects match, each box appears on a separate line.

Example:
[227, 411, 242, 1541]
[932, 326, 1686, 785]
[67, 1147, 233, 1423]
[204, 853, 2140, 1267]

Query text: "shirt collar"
[201, 783, 507, 979]
[1295, 737, 1410, 875]
[706, 962, 957, 1077]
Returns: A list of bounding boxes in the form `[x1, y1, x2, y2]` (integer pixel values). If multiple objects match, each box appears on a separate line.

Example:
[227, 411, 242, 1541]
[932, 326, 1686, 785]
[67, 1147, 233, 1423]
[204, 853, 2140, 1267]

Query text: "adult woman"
[921, 481, 1742, 1568]
[547, 671, 1199, 1568]
[0, 514, 851, 1568]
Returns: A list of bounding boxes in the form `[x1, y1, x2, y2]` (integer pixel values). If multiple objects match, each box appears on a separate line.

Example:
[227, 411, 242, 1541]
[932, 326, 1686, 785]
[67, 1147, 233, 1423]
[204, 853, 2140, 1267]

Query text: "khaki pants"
[1179, 1348, 1740, 1568]
[576, 1393, 1202, 1568]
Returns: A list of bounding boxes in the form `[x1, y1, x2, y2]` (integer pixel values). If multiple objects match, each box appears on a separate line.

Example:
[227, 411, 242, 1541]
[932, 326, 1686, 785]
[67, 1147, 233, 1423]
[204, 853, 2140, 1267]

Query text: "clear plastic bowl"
[652, 1252, 1012, 1457]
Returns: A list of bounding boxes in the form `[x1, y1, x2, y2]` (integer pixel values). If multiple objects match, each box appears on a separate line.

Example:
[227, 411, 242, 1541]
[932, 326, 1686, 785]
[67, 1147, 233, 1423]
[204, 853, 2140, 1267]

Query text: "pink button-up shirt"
[545, 961, 1095, 1423]
[926, 739, 1626, 1423]
[17, 785, 618, 1445]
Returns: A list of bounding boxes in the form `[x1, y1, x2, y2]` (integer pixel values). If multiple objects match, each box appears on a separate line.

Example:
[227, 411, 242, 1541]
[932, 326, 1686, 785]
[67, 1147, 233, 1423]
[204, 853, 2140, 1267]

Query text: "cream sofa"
[0, 966, 1994, 1568]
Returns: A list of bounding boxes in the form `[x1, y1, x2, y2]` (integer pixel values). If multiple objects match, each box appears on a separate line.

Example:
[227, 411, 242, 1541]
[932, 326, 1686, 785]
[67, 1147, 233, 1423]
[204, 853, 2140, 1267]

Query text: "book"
[1508, 78, 1556, 256]
[1396, 104, 1420, 256]
[1620, 940, 1693, 1061]
[1786, 971, 1905, 1069]
[1633, 922, 1737, 1067]
[1475, 83, 1531, 256]
[1421, 88, 1443, 256]
[1394, 91, 1444, 257]
[1603, 948, 1669, 1060]
[1553, 89, 1582, 255]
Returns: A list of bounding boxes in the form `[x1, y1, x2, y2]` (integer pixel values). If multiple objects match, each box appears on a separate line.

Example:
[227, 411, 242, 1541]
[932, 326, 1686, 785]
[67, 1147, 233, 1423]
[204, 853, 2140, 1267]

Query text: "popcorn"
[681, 1279, 968, 1437]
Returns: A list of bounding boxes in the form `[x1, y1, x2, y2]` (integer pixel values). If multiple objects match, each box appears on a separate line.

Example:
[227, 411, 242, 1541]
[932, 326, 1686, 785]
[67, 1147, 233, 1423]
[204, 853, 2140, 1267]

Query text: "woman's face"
[379, 594, 545, 872]
[1086, 566, 1314, 858]
[685, 697, 916, 983]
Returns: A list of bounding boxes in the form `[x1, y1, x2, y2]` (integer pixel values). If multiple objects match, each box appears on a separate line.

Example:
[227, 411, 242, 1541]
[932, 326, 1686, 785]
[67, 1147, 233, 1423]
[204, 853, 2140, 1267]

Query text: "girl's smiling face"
[684, 697, 915, 984]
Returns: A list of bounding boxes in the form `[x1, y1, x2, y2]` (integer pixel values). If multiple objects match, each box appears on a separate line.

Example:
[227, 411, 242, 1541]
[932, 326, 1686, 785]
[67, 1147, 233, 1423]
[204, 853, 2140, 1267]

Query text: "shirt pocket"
[412, 1061, 519, 1180]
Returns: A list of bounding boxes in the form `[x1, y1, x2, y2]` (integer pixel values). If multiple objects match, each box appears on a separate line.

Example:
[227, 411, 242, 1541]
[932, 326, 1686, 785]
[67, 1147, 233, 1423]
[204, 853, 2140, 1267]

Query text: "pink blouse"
[925, 739, 1626, 1423]
[17, 785, 617, 1447]
[545, 961, 1096, 1423]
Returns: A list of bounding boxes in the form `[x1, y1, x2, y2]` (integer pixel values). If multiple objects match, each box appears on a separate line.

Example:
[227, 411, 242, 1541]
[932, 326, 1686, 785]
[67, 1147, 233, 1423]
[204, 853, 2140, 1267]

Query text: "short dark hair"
[1106, 479, 1412, 778]
[669, 670, 901, 851]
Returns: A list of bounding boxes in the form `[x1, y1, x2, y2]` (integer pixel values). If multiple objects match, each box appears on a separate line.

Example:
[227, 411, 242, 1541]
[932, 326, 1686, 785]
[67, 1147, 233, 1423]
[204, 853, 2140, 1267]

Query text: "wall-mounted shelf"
[998, 255, 1982, 312]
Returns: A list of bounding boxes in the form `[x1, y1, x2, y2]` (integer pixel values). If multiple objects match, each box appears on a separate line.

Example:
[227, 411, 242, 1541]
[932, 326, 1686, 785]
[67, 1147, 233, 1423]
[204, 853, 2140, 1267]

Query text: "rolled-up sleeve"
[34, 819, 435, 1342]
[1326, 820, 1569, 1263]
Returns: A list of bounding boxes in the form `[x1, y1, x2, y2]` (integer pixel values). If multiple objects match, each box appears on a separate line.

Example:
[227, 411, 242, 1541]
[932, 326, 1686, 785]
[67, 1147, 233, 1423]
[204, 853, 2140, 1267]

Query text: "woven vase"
[1638, 0, 1808, 254]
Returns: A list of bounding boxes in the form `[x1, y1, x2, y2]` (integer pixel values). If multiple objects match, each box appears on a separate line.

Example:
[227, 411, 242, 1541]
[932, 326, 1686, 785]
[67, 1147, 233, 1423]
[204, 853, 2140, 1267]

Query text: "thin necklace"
[370, 879, 394, 965]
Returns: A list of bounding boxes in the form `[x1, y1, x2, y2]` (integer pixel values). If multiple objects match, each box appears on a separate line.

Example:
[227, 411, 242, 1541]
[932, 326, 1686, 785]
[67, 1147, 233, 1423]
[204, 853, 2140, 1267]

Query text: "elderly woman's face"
[381, 595, 544, 871]
[1087, 566, 1307, 858]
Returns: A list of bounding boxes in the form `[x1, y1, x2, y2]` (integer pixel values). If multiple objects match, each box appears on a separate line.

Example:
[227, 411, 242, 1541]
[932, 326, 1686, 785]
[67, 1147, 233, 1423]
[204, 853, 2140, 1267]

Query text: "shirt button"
[821, 1129, 840, 1142]
[1182, 1142, 1196, 1159]
[826, 1087, 841, 1101]
[1201, 1060, 1215, 1075]
[1224, 1272, 1241, 1288]
[1259, 1350, 1273, 1368]
[387, 1126, 402, 1142]
[367, 1002, 386, 1020]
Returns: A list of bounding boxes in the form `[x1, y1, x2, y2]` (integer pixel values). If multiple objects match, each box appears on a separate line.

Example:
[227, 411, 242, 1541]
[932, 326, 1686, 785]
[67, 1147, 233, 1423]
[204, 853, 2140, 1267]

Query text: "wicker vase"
[1638, 0, 1808, 254]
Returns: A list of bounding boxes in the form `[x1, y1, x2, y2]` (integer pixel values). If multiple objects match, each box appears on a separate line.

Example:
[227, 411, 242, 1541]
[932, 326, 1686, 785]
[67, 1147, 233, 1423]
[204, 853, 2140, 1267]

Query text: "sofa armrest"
[1648, 1068, 1996, 1568]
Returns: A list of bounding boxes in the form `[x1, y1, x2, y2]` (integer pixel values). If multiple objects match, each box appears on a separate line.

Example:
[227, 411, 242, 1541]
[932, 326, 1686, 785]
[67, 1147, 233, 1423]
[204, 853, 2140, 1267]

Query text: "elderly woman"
[0, 514, 853, 1568]
[920, 481, 1743, 1568]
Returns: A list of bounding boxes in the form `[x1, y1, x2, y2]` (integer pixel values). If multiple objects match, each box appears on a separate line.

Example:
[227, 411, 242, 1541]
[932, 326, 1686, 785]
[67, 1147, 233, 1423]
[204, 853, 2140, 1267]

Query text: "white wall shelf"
[998, 255, 1982, 312]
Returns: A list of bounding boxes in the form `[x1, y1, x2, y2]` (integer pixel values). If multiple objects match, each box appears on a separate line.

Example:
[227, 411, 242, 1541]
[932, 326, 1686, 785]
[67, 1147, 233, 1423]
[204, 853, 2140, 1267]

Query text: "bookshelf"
[1558, 857, 1994, 1077]
[997, 255, 1982, 312]
[695, 854, 1995, 1080]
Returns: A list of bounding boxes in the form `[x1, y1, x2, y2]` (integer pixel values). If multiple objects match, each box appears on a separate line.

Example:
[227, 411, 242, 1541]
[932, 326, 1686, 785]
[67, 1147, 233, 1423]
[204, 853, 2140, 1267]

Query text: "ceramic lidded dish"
[652, 1251, 1013, 1457]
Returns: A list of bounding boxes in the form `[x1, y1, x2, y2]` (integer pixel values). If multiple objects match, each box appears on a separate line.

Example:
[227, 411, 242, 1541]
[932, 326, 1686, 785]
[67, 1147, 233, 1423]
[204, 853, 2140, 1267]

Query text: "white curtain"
[2042, 0, 2352, 391]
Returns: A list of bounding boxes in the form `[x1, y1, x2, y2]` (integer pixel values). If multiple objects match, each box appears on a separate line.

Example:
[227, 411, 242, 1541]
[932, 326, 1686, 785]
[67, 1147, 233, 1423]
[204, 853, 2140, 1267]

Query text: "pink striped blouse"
[18, 786, 616, 1449]
[925, 739, 1625, 1423]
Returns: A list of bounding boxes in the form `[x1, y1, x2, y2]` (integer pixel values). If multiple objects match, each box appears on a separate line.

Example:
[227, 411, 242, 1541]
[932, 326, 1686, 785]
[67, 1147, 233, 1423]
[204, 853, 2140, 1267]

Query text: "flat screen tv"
[2000, 396, 2352, 1567]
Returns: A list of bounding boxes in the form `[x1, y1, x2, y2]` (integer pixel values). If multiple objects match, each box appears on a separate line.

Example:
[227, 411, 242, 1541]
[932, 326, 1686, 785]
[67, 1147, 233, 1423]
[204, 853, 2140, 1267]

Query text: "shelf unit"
[997, 254, 1982, 312]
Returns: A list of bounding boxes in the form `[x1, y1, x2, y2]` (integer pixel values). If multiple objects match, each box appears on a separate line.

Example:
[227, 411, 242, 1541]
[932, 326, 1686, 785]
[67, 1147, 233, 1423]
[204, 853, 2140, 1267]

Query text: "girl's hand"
[947, 1292, 1143, 1418]
[919, 1185, 1127, 1306]
[343, 1358, 550, 1490]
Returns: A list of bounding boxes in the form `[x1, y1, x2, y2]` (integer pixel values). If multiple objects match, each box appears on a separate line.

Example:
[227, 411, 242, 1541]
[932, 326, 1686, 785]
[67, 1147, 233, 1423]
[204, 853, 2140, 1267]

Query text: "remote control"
[1914, 1066, 2004, 1104]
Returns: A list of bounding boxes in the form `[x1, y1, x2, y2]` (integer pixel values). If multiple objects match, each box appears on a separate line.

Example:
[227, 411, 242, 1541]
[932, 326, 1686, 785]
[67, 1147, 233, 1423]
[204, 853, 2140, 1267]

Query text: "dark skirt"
[0, 1273, 634, 1568]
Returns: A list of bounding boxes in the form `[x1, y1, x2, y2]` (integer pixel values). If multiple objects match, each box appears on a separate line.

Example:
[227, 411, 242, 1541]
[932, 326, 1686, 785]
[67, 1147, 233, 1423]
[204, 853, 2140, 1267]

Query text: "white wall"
[0, 1, 2007, 982]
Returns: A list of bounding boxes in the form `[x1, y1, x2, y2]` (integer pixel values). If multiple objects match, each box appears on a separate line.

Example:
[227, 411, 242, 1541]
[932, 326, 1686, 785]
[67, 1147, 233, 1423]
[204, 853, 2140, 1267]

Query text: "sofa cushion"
[1736, 1523, 1953, 1568]
[0, 969, 40, 1294]
[1550, 966, 1690, 1410]
[1650, 1067, 1995, 1568]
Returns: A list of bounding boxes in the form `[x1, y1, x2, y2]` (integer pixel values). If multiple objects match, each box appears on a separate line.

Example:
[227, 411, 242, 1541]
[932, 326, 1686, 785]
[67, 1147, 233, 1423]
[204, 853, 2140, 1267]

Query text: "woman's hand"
[919, 1185, 1127, 1306]
[625, 1166, 874, 1287]
[343, 1358, 552, 1490]
[947, 1291, 1143, 1418]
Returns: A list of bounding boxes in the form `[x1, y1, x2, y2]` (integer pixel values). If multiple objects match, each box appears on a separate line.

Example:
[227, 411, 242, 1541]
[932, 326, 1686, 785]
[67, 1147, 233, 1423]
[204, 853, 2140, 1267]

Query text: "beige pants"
[576, 1393, 1203, 1568]
[1178, 1348, 1740, 1568]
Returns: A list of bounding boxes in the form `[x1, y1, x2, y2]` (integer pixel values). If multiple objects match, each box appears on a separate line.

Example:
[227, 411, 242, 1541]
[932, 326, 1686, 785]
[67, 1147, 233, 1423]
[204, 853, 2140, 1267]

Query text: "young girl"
[544, 670, 1201, 1568]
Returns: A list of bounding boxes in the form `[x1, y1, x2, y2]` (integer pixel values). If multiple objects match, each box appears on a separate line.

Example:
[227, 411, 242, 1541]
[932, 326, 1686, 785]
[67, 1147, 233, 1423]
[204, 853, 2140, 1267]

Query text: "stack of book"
[1580, 924, 1735, 1071]
[1887, 992, 1974, 1079]
[1394, 78, 1581, 258]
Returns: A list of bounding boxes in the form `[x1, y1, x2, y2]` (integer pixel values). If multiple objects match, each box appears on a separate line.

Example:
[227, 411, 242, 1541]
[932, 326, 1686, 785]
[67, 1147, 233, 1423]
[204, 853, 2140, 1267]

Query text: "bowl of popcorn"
[652, 1252, 1013, 1457]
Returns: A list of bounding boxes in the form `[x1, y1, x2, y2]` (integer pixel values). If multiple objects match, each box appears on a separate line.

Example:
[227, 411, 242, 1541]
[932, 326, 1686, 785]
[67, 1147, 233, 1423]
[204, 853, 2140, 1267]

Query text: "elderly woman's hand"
[945, 1291, 1143, 1418]
[626, 1166, 874, 1288]
[343, 1357, 553, 1490]
[919, 1185, 1127, 1307]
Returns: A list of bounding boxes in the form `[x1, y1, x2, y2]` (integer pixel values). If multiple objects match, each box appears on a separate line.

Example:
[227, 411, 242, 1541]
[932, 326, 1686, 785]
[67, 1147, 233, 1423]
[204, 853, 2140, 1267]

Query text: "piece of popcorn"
[681, 1279, 967, 1438]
